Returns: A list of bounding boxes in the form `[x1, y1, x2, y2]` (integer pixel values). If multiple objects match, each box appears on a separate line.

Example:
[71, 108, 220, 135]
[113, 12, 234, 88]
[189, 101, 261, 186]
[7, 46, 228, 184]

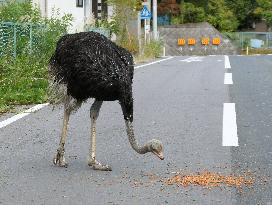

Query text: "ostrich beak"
[153, 151, 164, 160]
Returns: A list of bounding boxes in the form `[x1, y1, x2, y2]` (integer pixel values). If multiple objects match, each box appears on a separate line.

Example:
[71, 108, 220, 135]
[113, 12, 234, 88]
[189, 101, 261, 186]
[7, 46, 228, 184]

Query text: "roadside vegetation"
[0, 0, 162, 113]
[104, 0, 163, 61]
[0, 0, 72, 113]
[241, 48, 272, 55]
[169, 0, 272, 32]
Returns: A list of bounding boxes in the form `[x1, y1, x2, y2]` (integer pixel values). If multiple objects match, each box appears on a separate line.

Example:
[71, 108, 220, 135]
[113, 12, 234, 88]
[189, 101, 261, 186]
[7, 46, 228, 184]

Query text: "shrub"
[119, 33, 139, 55]
[182, 3, 206, 23]
[0, 0, 72, 112]
[143, 39, 163, 59]
[0, 0, 41, 23]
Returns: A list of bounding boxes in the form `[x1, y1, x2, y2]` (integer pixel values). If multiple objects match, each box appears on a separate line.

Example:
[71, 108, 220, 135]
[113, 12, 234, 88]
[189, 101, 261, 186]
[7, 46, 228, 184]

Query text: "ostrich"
[49, 31, 164, 171]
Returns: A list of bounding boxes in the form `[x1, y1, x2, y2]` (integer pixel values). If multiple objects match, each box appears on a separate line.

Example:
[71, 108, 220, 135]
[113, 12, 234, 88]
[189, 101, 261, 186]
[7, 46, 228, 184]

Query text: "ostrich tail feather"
[47, 71, 67, 105]
[47, 79, 67, 105]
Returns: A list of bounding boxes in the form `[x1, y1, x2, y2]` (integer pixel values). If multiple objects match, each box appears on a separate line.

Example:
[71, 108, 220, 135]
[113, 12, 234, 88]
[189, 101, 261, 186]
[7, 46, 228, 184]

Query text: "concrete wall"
[159, 22, 238, 56]
[255, 21, 268, 32]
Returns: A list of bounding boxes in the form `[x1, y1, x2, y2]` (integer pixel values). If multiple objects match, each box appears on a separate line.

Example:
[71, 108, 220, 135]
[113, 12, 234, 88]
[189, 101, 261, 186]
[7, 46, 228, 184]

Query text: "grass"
[241, 48, 272, 55]
[134, 39, 164, 63]
[0, 56, 48, 114]
[0, 36, 163, 115]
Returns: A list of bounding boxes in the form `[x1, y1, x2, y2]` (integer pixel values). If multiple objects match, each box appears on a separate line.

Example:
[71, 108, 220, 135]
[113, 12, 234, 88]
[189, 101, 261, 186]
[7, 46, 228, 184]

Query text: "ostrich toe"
[53, 150, 68, 167]
[88, 160, 112, 171]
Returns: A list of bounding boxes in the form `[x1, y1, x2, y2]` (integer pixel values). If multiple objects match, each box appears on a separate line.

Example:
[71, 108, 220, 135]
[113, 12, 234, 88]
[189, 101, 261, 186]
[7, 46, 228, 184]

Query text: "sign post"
[140, 5, 151, 44]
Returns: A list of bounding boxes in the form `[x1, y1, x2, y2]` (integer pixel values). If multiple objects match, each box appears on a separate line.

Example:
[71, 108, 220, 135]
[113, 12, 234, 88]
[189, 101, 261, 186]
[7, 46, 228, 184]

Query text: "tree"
[225, 0, 257, 29]
[206, 0, 239, 31]
[181, 2, 206, 23]
[107, 0, 141, 42]
[172, 2, 205, 24]
[0, 0, 41, 23]
[254, 0, 272, 27]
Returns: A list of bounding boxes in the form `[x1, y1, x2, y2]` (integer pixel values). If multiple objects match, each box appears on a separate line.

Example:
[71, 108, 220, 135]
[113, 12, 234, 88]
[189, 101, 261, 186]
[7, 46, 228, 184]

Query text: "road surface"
[0, 55, 271, 205]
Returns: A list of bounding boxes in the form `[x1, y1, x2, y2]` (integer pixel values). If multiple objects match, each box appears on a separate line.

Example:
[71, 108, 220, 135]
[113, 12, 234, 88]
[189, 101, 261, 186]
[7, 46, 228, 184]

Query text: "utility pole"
[138, 12, 142, 54]
[152, 0, 158, 40]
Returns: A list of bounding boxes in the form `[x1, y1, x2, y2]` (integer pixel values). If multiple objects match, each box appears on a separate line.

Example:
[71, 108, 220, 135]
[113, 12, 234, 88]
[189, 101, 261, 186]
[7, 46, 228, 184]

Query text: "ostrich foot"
[88, 159, 112, 171]
[53, 149, 68, 167]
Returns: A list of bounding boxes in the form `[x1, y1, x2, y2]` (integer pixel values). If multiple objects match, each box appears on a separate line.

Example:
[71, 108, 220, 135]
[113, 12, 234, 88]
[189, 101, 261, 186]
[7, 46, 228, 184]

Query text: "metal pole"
[138, 12, 142, 54]
[13, 23, 17, 58]
[152, 0, 158, 40]
[29, 24, 33, 54]
[241, 32, 244, 50]
[144, 19, 147, 44]
[266, 33, 268, 48]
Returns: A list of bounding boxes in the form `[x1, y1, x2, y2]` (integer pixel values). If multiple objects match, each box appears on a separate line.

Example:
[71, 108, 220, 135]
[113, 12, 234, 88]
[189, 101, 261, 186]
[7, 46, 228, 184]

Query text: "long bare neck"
[125, 120, 149, 154]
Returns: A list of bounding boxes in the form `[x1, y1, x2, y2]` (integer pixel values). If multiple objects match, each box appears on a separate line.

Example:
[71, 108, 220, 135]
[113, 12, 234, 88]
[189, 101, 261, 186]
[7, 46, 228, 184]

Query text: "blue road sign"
[140, 5, 151, 19]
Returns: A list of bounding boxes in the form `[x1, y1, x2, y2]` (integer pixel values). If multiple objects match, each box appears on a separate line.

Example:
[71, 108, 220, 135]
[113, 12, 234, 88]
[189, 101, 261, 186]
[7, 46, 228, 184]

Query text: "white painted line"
[224, 73, 233, 85]
[223, 103, 238, 146]
[224, 55, 231, 69]
[135, 56, 174, 68]
[0, 103, 49, 129]
[180, 56, 204, 63]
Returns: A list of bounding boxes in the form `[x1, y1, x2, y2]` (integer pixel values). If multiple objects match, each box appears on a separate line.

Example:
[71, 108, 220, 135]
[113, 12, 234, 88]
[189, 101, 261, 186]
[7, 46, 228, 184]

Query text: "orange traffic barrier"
[188, 38, 196, 45]
[178, 38, 186, 46]
[202, 37, 209, 45]
[212, 38, 221, 45]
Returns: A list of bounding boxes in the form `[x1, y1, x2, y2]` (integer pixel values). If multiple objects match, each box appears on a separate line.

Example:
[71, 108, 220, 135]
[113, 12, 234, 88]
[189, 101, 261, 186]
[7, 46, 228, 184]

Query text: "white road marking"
[0, 103, 49, 129]
[135, 56, 174, 68]
[180, 56, 204, 63]
[224, 73, 233, 84]
[224, 55, 231, 69]
[223, 103, 238, 146]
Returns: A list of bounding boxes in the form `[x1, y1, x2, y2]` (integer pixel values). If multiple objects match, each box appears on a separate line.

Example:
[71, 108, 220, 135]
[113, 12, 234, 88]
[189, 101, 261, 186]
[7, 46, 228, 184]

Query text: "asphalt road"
[0, 55, 271, 205]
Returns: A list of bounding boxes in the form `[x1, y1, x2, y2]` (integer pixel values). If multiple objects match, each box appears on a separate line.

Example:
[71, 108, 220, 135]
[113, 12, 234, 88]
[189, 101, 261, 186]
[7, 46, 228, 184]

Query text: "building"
[32, 0, 113, 32]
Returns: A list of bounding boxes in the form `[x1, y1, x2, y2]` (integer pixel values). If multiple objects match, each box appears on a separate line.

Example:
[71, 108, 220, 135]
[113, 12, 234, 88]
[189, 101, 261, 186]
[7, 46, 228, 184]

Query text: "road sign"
[141, 5, 151, 19]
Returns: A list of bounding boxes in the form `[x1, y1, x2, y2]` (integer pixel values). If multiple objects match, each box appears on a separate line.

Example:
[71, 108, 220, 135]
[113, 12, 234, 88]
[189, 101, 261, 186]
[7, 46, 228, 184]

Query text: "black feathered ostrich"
[49, 32, 164, 171]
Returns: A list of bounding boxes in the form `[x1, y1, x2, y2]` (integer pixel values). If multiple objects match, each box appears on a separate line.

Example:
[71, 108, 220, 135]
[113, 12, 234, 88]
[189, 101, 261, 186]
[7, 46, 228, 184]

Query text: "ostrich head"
[147, 139, 164, 160]
[124, 115, 164, 161]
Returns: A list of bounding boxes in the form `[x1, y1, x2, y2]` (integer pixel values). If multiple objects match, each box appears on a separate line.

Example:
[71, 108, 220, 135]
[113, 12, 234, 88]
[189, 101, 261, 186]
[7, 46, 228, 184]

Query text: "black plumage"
[50, 32, 164, 170]
[49, 31, 134, 120]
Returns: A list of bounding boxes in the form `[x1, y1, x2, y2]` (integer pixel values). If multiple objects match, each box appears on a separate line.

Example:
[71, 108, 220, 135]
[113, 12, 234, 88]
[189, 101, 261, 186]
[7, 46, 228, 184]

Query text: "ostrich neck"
[125, 120, 149, 154]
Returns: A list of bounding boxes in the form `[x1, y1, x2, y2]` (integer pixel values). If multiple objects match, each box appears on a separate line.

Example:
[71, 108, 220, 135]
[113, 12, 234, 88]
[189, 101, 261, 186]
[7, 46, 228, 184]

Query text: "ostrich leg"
[88, 100, 112, 171]
[53, 96, 81, 167]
